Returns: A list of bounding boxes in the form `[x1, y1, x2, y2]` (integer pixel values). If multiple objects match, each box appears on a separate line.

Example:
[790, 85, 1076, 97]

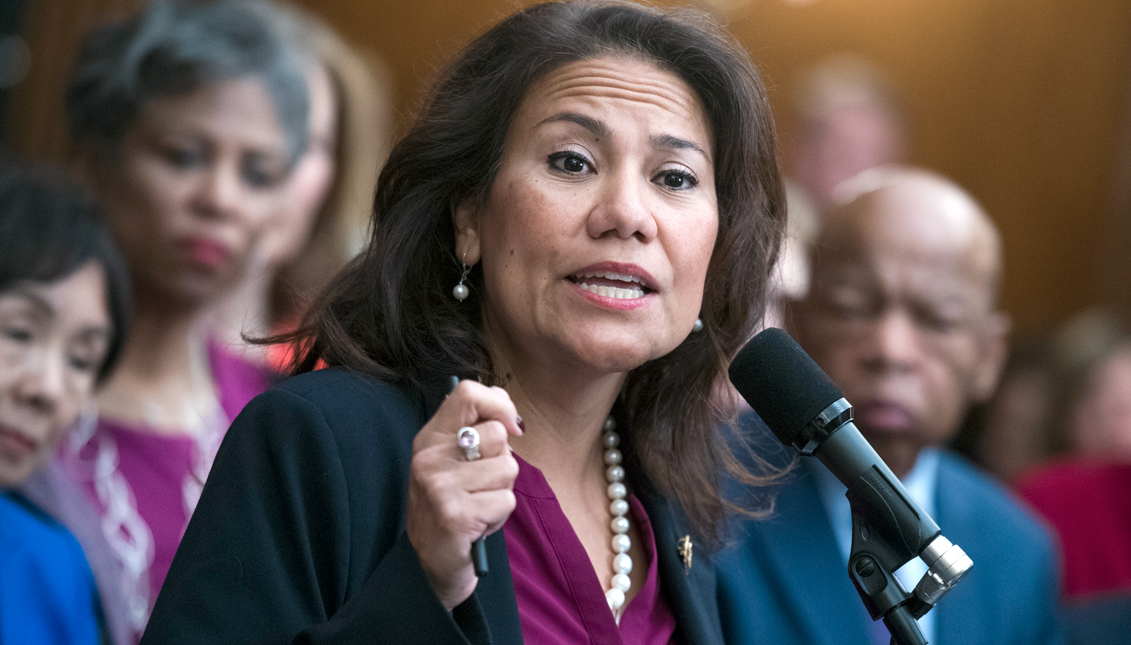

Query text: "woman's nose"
[15, 349, 65, 415]
[587, 172, 658, 242]
[193, 163, 243, 219]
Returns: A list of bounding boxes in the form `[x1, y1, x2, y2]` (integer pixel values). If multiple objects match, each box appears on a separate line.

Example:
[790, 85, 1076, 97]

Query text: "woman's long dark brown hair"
[282, 0, 786, 545]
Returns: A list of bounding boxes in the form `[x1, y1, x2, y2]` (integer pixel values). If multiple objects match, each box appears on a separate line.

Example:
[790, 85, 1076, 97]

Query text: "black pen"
[450, 375, 489, 577]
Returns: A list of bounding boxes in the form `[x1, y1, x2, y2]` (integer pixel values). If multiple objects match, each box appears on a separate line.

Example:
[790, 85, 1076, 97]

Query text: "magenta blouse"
[62, 340, 273, 641]
[505, 454, 678, 645]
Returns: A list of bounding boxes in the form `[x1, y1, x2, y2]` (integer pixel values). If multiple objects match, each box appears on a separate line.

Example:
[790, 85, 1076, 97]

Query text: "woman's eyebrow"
[537, 111, 710, 163]
[6, 289, 54, 317]
[537, 112, 612, 139]
[651, 133, 709, 163]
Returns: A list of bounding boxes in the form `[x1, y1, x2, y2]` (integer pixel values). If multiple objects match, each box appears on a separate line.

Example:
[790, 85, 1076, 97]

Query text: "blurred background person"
[764, 55, 908, 329]
[718, 167, 1062, 645]
[59, 0, 309, 634]
[955, 339, 1053, 481]
[1015, 310, 1131, 603]
[210, 1, 392, 370]
[784, 55, 908, 216]
[1017, 445, 1131, 606]
[1041, 309, 1131, 462]
[965, 309, 1129, 481]
[0, 165, 130, 645]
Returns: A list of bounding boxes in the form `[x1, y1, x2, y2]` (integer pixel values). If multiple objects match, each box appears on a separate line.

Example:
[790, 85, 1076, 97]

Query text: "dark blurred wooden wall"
[8, 0, 1131, 340]
[6, 0, 143, 161]
[721, 0, 1131, 342]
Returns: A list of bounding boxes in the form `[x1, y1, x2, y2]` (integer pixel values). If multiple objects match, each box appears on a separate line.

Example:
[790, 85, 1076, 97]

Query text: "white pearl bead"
[611, 516, 629, 534]
[613, 553, 633, 575]
[598, 415, 633, 618]
[452, 283, 469, 301]
[606, 465, 624, 483]
[606, 482, 627, 500]
[692, 317, 704, 332]
[612, 533, 631, 553]
[606, 587, 625, 610]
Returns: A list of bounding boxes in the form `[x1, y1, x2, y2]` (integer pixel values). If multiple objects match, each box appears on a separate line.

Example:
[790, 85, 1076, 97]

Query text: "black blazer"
[142, 369, 725, 644]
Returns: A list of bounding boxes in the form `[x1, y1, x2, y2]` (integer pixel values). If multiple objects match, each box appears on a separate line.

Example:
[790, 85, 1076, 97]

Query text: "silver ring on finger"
[457, 426, 481, 461]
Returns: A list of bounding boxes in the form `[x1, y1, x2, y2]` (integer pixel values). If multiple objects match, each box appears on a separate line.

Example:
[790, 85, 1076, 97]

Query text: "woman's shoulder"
[0, 493, 100, 644]
[270, 368, 425, 413]
[236, 368, 430, 457]
[0, 491, 92, 579]
[0, 492, 67, 543]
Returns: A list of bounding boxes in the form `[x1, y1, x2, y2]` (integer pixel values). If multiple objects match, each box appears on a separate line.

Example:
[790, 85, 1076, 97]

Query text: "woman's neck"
[97, 296, 220, 436]
[492, 340, 626, 488]
[207, 265, 272, 365]
[489, 332, 647, 610]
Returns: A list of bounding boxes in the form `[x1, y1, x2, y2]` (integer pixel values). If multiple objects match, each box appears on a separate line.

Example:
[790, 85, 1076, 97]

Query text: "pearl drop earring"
[453, 252, 471, 301]
[692, 318, 704, 332]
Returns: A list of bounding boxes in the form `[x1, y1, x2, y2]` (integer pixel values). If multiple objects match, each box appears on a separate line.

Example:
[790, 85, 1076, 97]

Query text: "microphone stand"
[847, 508, 930, 645]
[802, 404, 971, 645]
[843, 473, 973, 645]
[726, 329, 972, 644]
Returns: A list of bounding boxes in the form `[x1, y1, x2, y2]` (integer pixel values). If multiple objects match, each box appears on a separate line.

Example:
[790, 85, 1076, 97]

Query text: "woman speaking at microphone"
[143, 2, 784, 643]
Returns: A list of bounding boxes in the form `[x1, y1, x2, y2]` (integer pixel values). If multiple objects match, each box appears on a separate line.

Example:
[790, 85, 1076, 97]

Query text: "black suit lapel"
[639, 488, 725, 645]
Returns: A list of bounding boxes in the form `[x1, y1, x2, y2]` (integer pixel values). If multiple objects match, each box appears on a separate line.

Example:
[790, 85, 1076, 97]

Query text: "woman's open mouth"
[569, 270, 650, 300]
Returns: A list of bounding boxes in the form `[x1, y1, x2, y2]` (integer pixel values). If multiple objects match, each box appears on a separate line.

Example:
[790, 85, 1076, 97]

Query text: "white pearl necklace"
[601, 415, 633, 622]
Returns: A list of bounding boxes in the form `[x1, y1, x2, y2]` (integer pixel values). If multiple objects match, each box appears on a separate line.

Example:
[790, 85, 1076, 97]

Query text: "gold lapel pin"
[678, 535, 693, 573]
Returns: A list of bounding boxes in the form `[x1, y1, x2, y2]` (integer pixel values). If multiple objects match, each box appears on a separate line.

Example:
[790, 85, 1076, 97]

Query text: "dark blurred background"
[5, 0, 1131, 344]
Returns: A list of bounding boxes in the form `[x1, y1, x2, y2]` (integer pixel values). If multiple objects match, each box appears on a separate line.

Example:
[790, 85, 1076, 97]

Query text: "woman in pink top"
[59, 1, 309, 637]
[144, 2, 785, 643]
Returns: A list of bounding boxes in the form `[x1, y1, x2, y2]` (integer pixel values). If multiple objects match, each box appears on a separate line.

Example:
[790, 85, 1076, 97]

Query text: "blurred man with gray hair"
[766, 55, 908, 328]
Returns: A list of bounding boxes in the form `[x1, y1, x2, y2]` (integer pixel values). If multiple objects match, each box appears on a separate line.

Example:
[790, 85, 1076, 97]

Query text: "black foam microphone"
[729, 328, 972, 638]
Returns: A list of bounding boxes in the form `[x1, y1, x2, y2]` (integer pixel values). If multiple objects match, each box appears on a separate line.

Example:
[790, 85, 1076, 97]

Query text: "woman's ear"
[452, 196, 483, 266]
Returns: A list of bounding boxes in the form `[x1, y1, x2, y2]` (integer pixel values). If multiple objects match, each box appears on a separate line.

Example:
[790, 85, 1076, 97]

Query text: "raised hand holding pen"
[450, 376, 493, 579]
[406, 379, 522, 611]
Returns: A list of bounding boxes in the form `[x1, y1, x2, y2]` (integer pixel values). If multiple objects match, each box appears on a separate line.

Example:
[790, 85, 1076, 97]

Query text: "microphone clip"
[848, 508, 929, 645]
[846, 504, 973, 645]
